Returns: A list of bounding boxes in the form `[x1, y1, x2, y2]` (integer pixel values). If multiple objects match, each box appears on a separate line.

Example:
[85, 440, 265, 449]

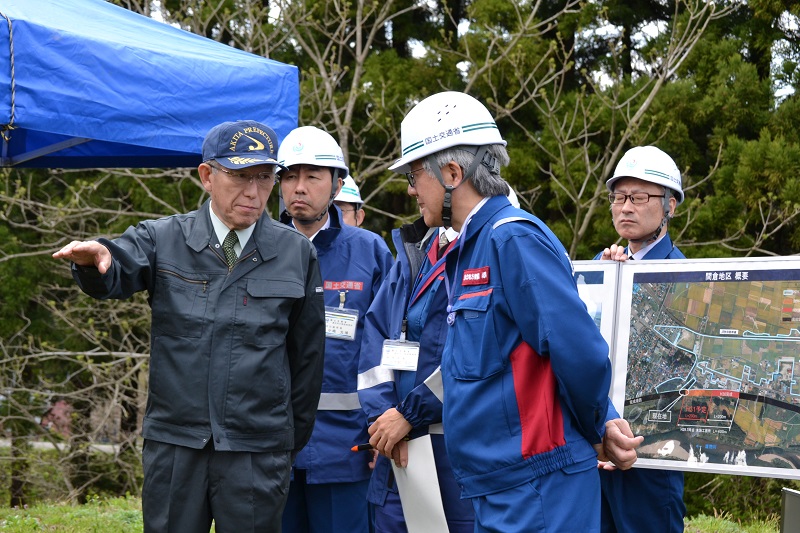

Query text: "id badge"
[325, 306, 359, 340]
[381, 339, 420, 371]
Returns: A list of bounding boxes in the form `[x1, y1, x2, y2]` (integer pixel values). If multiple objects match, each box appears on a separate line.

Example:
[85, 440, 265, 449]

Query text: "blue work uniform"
[282, 205, 393, 533]
[594, 233, 687, 533]
[441, 196, 615, 532]
[358, 218, 474, 533]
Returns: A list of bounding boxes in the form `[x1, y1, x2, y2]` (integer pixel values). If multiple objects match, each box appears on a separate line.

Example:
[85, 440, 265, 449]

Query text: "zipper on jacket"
[210, 246, 232, 272]
[213, 247, 256, 273]
[239, 249, 256, 264]
[157, 268, 207, 293]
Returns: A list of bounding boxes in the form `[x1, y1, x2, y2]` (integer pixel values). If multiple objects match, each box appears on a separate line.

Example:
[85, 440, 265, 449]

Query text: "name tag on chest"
[380, 339, 420, 371]
[462, 266, 490, 285]
[325, 307, 359, 340]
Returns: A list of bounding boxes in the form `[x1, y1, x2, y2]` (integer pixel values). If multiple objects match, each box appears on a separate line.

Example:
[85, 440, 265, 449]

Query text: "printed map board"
[612, 257, 800, 479]
[573, 261, 619, 351]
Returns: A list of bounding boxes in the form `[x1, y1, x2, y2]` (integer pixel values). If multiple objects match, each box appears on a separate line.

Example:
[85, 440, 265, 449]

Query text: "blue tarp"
[0, 0, 299, 168]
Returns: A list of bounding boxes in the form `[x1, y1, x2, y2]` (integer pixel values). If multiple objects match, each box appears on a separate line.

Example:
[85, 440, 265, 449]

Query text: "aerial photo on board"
[623, 266, 800, 473]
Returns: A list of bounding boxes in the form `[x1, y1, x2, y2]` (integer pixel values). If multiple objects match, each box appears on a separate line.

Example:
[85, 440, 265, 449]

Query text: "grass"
[0, 498, 780, 532]
[685, 511, 781, 533]
[0, 496, 143, 532]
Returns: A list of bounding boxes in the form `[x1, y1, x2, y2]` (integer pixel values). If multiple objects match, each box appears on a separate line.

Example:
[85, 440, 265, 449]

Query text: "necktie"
[222, 230, 238, 269]
[437, 232, 449, 260]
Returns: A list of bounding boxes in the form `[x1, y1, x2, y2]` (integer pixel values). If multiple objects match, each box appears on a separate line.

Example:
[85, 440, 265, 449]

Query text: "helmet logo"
[317, 154, 345, 163]
[645, 169, 681, 186]
[424, 127, 461, 147]
[625, 158, 638, 169]
[292, 141, 305, 153]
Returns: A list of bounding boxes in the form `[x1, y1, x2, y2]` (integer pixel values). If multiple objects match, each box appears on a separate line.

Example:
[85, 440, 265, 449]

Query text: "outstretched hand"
[52, 240, 112, 274]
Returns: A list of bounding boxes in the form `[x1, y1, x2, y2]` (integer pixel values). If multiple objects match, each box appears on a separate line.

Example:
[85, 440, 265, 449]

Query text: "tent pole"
[2, 137, 91, 167]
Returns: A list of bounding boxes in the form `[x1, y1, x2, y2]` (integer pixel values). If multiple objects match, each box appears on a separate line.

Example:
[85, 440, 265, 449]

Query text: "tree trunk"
[9, 435, 28, 508]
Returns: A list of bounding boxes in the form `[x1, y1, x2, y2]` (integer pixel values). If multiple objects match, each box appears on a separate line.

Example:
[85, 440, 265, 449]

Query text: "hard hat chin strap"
[460, 145, 500, 176]
[428, 145, 497, 228]
[280, 195, 331, 225]
[441, 185, 455, 228]
[290, 208, 329, 225]
[628, 213, 670, 245]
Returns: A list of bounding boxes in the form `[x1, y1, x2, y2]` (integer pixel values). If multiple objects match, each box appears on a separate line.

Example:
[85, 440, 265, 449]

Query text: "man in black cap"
[53, 120, 326, 533]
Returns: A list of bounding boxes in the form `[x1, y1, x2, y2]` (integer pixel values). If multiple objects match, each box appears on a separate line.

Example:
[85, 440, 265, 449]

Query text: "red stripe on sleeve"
[509, 341, 566, 458]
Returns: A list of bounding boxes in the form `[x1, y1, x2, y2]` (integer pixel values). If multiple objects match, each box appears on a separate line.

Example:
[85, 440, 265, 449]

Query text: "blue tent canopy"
[0, 0, 299, 168]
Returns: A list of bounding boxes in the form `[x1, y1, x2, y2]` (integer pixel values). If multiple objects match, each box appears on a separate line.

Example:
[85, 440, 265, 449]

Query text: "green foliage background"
[2, 0, 800, 523]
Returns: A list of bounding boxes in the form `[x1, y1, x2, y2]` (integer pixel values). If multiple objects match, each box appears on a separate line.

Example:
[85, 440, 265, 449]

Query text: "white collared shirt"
[457, 197, 491, 239]
[293, 213, 331, 242]
[439, 227, 459, 244]
[630, 234, 666, 260]
[208, 203, 255, 258]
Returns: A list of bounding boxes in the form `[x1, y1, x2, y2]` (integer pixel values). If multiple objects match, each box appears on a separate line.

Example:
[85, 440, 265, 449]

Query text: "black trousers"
[142, 439, 292, 533]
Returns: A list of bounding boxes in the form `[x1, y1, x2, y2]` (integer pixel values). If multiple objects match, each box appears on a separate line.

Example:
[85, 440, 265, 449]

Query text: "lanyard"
[424, 197, 488, 326]
[443, 216, 475, 326]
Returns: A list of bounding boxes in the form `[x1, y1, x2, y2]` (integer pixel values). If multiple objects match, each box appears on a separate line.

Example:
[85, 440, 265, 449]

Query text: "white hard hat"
[335, 175, 363, 205]
[277, 126, 349, 173]
[388, 92, 507, 174]
[607, 146, 683, 204]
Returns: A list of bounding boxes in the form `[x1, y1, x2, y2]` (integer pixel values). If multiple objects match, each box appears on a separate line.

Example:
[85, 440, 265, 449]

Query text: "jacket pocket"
[242, 278, 305, 347]
[447, 289, 505, 380]
[152, 269, 209, 338]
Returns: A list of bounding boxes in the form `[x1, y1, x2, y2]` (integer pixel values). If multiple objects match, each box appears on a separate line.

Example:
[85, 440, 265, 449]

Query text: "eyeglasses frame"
[405, 167, 426, 188]
[608, 192, 665, 205]
[207, 161, 277, 188]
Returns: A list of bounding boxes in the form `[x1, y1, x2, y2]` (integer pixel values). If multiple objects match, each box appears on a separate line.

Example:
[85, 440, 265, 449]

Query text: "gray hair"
[423, 144, 510, 197]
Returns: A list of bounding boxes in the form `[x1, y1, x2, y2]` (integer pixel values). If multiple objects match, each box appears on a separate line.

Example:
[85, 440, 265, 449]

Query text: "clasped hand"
[368, 407, 412, 468]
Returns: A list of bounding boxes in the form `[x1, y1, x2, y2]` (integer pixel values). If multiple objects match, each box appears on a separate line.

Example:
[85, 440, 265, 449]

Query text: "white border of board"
[614, 256, 800, 479]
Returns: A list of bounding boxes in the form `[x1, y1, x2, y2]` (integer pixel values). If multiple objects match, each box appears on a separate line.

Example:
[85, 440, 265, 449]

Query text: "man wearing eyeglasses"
[376, 91, 644, 533]
[597, 145, 686, 262]
[358, 188, 524, 532]
[52, 120, 326, 533]
[594, 145, 687, 533]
